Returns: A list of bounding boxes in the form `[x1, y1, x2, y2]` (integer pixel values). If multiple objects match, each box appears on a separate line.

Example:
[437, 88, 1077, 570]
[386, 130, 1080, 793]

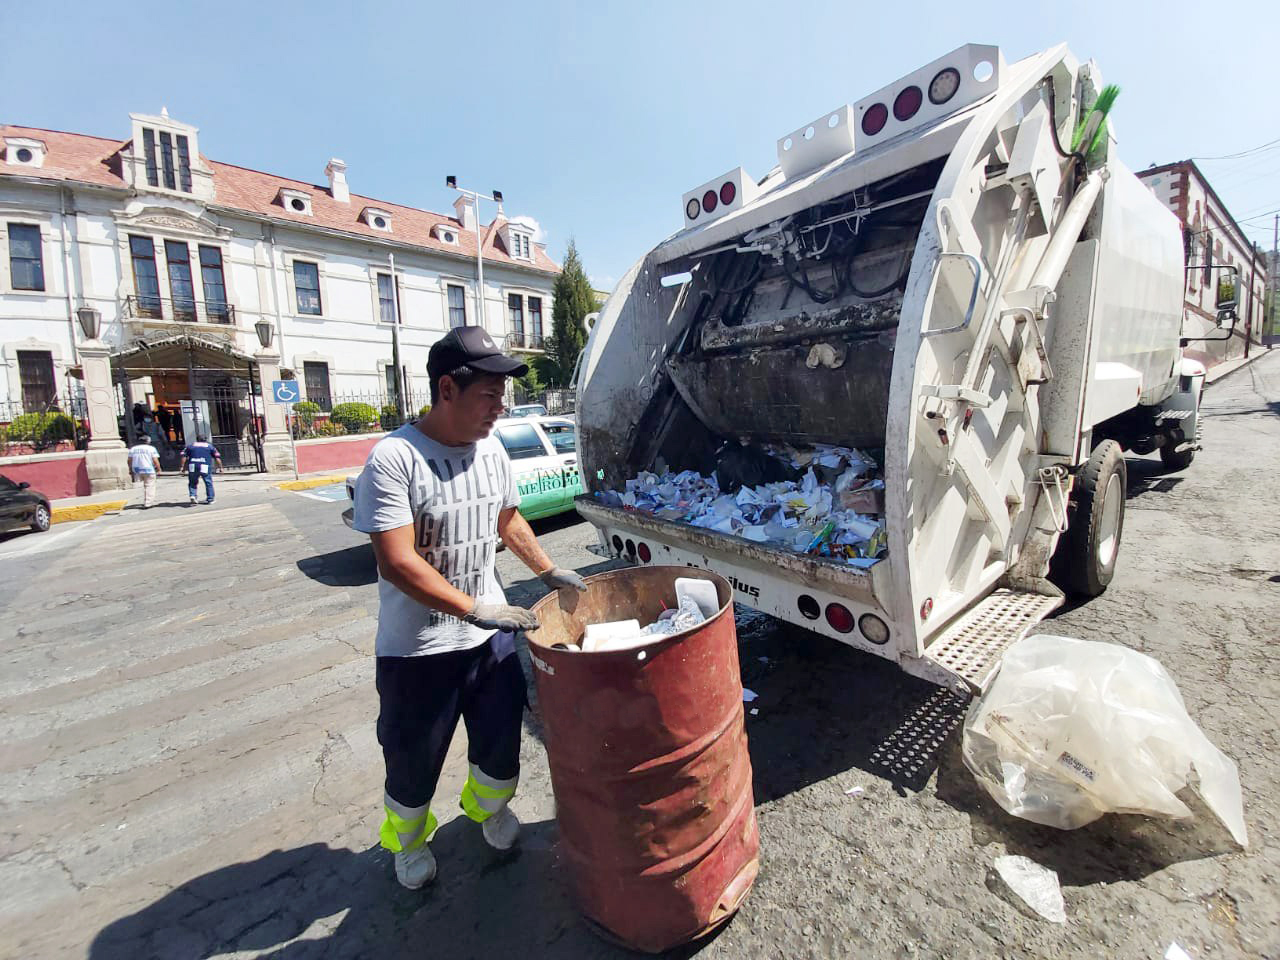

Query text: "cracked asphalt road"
[1, 351, 1277, 959]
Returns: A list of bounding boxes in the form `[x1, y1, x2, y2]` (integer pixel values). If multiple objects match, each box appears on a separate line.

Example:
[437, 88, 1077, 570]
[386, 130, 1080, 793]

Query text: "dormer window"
[362, 207, 393, 232]
[502, 224, 532, 260]
[5, 137, 46, 168]
[433, 224, 459, 245]
[126, 113, 212, 198]
[140, 128, 192, 192]
[279, 188, 313, 216]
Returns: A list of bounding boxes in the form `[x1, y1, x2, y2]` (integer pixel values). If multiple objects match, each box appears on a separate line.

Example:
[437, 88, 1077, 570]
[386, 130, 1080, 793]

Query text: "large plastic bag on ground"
[962, 634, 1247, 846]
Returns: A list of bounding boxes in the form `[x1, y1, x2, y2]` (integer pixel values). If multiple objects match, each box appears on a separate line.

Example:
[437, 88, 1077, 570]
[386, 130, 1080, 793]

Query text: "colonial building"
[1137, 160, 1268, 368]
[0, 111, 559, 483]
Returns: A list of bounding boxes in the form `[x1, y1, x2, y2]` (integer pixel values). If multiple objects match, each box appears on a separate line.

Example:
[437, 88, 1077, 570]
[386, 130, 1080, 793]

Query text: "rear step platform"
[920, 588, 1063, 695]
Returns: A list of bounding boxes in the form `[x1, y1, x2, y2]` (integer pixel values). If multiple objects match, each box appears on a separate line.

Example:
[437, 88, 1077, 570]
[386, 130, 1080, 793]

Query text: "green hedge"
[330, 402, 379, 434]
[380, 404, 401, 431]
[293, 400, 320, 427]
[7, 412, 77, 445]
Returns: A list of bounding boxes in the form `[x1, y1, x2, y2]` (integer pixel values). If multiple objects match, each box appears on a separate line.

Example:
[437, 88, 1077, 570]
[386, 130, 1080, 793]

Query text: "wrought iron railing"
[122, 295, 236, 325]
[508, 332, 545, 350]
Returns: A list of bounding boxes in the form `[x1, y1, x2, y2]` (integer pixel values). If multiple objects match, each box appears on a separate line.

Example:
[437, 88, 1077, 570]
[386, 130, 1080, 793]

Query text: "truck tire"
[1061, 440, 1127, 597]
[1159, 442, 1195, 472]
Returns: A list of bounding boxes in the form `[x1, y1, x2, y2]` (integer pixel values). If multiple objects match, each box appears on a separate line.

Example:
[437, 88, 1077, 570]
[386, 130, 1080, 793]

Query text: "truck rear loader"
[574, 43, 1209, 694]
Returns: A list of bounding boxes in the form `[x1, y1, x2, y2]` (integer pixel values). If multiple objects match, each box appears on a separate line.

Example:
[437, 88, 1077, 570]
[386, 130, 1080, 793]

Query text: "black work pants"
[375, 631, 527, 810]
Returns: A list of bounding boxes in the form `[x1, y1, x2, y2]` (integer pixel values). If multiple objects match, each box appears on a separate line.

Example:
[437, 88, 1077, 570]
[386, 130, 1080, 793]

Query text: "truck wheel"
[1062, 440, 1127, 597]
[1159, 442, 1195, 472]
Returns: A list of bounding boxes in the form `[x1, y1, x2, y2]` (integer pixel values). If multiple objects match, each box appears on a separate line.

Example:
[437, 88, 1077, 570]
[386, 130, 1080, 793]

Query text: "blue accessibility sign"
[272, 379, 301, 404]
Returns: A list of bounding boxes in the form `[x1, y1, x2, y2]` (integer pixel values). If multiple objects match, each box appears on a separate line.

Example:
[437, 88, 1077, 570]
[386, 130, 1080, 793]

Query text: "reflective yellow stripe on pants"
[379, 797, 438, 853]
[459, 765, 517, 823]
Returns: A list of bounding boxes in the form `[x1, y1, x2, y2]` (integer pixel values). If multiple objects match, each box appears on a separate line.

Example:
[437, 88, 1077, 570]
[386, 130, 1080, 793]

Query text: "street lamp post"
[446, 177, 503, 331]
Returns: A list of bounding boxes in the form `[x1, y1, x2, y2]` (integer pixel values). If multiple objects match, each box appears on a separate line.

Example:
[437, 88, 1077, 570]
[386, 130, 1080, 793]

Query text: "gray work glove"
[539, 567, 588, 593]
[464, 601, 540, 633]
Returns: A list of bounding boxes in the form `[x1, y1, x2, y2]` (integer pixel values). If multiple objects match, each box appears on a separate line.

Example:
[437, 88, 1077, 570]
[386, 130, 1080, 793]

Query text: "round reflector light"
[702, 190, 718, 214]
[858, 613, 890, 645]
[797, 594, 821, 620]
[685, 197, 701, 221]
[637, 542, 652, 563]
[611, 534, 623, 554]
[861, 102, 888, 136]
[624, 538, 636, 558]
[928, 67, 961, 105]
[719, 181, 736, 206]
[893, 85, 923, 122]
[825, 603, 855, 634]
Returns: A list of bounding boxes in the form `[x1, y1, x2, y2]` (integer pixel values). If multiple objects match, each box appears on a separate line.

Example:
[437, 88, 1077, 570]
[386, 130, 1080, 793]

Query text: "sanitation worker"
[352, 326, 586, 890]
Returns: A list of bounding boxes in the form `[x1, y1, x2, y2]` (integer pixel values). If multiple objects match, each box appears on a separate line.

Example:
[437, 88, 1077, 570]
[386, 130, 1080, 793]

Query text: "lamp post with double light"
[446, 176, 503, 332]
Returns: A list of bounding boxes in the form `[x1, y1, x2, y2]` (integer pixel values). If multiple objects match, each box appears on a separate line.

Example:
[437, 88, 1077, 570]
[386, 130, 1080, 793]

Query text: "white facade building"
[0, 113, 559, 470]
[1137, 160, 1268, 368]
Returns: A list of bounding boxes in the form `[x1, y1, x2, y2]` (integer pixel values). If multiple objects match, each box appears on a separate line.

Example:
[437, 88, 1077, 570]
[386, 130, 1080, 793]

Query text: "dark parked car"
[0, 474, 52, 533]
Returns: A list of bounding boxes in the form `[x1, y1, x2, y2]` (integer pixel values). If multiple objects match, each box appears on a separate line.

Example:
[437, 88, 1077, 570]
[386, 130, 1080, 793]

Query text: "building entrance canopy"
[70, 329, 267, 472]
[105, 330, 259, 378]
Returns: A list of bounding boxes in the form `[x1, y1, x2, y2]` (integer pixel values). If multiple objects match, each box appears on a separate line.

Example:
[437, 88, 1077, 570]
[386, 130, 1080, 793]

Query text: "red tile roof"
[1, 124, 561, 275]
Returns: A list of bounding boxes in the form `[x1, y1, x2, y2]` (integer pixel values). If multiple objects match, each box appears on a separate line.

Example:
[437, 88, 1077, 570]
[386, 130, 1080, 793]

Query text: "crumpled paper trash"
[596, 443, 887, 567]
[963, 635, 1248, 847]
[993, 855, 1066, 923]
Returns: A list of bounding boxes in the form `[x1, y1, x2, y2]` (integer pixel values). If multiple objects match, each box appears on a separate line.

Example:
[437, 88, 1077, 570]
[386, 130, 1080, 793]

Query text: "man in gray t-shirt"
[353, 325, 586, 891]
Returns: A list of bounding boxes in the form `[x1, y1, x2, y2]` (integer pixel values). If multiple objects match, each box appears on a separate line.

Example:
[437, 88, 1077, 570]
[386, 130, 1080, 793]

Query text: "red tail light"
[719, 181, 736, 206]
[893, 85, 923, 122]
[637, 542, 652, 563]
[702, 190, 718, 213]
[825, 603, 855, 634]
[861, 102, 888, 136]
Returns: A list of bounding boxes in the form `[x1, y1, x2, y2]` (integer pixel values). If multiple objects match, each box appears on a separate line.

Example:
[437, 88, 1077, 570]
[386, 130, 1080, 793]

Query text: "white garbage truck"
[573, 43, 1216, 694]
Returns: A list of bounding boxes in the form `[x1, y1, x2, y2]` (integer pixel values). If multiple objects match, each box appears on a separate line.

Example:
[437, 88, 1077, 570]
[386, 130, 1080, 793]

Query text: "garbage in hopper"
[595, 442, 887, 568]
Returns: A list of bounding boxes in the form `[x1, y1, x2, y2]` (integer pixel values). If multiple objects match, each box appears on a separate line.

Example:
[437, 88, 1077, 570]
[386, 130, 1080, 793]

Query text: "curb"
[52, 501, 127, 524]
[275, 474, 349, 492]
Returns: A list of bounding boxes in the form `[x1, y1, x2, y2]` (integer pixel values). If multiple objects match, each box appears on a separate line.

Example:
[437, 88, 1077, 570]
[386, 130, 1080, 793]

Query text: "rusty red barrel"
[527, 566, 759, 953]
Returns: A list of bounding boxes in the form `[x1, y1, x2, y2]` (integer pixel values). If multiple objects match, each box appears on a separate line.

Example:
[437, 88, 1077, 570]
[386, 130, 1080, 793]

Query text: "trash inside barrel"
[528, 567, 759, 953]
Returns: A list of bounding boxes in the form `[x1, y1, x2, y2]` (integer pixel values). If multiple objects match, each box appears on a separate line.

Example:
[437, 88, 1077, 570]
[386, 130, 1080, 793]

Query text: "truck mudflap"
[904, 588, 1064, 695]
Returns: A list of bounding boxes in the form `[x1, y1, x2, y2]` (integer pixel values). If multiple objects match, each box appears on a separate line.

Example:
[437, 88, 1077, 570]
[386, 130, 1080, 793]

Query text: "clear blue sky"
[4, 0, 1276, 288]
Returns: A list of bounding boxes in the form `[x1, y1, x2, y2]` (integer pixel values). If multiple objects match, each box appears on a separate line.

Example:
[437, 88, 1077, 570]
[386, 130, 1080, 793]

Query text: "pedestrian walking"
[180, 434, 221, 504]
[127, 437, 161, 509]
[352, 325, 587, 891]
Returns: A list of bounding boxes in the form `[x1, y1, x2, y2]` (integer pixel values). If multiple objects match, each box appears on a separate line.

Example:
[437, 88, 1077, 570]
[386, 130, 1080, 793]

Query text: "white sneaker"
[189, 495, 196, 504]
[481, 807, 520, 851]
[394, 844, 437, 889]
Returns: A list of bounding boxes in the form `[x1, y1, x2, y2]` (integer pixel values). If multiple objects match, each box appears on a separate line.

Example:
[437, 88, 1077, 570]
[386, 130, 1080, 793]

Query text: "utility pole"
[388, 250, 405, 422]
[446, 177, 503, 332]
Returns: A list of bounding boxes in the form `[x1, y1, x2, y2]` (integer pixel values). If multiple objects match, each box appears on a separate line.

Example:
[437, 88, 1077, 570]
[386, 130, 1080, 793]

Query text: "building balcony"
[508, 332, 545, 352]
[122, 295, 236, 326]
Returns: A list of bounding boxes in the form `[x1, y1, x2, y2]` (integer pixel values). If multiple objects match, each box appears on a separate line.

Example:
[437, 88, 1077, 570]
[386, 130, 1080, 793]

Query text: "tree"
[544, 239, 595, 386]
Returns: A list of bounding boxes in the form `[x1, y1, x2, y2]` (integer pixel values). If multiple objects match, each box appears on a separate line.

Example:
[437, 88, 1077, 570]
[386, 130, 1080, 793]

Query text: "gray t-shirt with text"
[353, 424, 520, 657]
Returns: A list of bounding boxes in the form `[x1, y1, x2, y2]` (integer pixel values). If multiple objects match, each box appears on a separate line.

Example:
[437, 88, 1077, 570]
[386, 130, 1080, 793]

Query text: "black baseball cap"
[427, 326, 528, 378]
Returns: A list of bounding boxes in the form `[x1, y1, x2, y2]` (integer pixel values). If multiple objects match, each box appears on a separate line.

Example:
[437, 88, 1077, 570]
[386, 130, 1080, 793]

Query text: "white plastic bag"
[962, 634, 1247, 846]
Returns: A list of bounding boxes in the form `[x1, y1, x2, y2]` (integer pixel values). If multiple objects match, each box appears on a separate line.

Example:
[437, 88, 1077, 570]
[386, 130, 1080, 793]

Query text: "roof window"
[278, 188, 313, 216]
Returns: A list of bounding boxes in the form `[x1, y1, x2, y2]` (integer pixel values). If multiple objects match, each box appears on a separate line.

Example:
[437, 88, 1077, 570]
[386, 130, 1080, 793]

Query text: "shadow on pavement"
[734, 620, 969, 798]
[88, 818, 726, 960]
[933, 735, 1238, 885]
[295, 544, 377, 587]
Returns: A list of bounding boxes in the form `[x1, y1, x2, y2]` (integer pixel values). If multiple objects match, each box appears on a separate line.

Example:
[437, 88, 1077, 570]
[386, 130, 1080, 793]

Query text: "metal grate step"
[924, 588, 1063, 694]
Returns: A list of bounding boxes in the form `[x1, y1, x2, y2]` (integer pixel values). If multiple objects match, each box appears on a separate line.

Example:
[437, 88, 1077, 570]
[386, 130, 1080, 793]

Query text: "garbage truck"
[573, 43, 1211, 694]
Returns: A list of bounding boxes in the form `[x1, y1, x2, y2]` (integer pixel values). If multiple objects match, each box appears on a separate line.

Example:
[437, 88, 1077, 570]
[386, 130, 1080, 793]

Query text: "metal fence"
[0, 395, 90, 453]
[289, 389, 431, 439]
[511, 386, 576, 415]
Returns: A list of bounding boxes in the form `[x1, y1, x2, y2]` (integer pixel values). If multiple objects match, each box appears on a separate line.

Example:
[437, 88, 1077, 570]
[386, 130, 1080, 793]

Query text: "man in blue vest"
[180, 434, 221, 505]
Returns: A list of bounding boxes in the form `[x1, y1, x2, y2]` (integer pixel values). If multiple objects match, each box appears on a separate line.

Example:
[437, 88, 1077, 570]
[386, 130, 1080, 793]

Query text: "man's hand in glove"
[464, 601, 540, 632]
[538, 567, 588, 593]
